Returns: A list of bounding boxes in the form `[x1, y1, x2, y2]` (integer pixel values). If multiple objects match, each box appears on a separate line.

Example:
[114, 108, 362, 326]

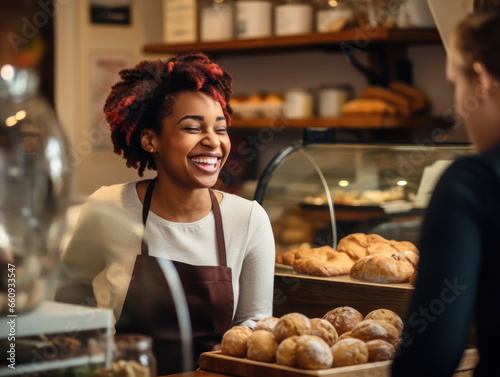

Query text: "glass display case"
[255, 129, 475, 253]
[255, 129, 476, 319]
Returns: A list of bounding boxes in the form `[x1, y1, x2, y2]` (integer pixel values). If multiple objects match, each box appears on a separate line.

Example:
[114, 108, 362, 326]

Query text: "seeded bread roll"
[295, 335, 333, 370]
[310, 318, 338, 346]
[350, 320, 399, 346]
[221, 326, 253, 357]
[276, 335, 299, 367]
[366, 339, 396, 362]
[323, 307, 363, 336]
[246, 330, 278, 362]
[274, 313, 311, 343]
[254, 317, 280, 333]
[330, 338, 369, 366]
[364, 309, 404, 335]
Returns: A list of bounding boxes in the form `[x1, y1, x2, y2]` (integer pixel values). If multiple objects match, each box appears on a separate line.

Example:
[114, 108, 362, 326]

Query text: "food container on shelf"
[0, 64, 71, 316]
[283, 88, 314, 119]
[235, 0, 273, 39]
[275, 0, 314, 36]
[318, 85, 351, 117]
[351, 0, 401, 29]
[200, 0, 234, 42]
[397, 0, 435, 28]
[316, 0, 356, 33]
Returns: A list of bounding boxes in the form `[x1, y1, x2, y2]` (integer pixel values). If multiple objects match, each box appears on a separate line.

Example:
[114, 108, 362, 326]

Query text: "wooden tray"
[200, 349, 478, 377]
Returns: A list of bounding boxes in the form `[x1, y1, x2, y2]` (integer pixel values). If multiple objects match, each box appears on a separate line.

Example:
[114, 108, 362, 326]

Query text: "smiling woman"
[55, 52, 275, 375]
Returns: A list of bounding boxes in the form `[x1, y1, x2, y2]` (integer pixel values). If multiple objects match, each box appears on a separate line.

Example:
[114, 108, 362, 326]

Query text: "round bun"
[349, 254, 415, 283]
[276, 335, 299, 367]
[254, 317, 280, 333]
[366, 339, 395, 362]
[364, 309, 404, 335]
[310, 318, 338, 346]
[323, 307, 363, 335]
[295, 335, 333, 370]
[220, 326, 253, 357]
[330, 338, 368, 366]
[350, 320, 399, 346]
[274, 313, 311, 343]
[246, 330, 278, 362]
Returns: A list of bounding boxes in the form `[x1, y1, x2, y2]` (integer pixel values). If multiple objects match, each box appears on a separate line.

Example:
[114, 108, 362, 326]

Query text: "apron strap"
[209, 189, 227, 268]
[140, 178, 227, 266]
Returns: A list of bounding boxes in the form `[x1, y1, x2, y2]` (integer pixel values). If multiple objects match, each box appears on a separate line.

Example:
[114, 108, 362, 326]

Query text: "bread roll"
[337, 233, 387, 261]
[389, 81, 428, 113]
[341, 99, 397, 116]
[295, 335, 333, 370]
[323, 307, 363, 336]
[349, 254, 415, 283]
[221, 326, 253, 357]
[292, 250, 354, 277]
[254, 317, 279, 333]
[337, 331, 352, 341]
[366, 339, 395, 362]
[276, 335, 299, 367]
[350, 320, 399, 346]
[360, 86, 411, 116]
[310, 318, 338, 346]
[389, 240, 419, 255]
[246, 330, 278, 362]
[364, 309, 404, 335]
[274, 313, 311, 343]
[330, 338, 368, 366]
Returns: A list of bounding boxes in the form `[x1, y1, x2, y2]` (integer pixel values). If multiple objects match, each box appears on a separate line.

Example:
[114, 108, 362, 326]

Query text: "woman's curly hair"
[103, 52, 233, 176]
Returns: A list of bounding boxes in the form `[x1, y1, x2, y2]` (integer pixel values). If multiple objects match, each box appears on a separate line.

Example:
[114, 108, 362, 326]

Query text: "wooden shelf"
[144, 28, 441, 55]
[230, 116, 450, 130]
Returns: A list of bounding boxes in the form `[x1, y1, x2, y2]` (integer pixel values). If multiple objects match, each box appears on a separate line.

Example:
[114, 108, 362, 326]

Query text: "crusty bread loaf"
[364, 309, 404, 335]
[366, 339, 396, 362]
[330, 338, 368, 366]
[295, 335, 333, 370]
[293, 250, 354, 277]
[246, 330, 278, 362]
[310, 318, 338, 346]
[349, 253, 416, 284]
[360, 86, 411, 116]
[350, 319, 400, 346]
[341, 99, 397, 116]
[274, 313, 311, 343]
[389, 81, 428, 113]
[221, 326, 253, 357]
[323, 307, 363, 336]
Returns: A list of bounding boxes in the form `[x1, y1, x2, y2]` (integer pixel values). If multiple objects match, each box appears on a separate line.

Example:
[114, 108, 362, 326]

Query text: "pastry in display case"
[254, 128, 476, 319]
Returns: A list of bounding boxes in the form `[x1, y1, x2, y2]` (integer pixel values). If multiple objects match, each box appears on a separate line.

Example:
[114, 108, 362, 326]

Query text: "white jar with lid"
[275, 0, 313, 36]
[284, 88, 314, 119]
[316, 0, 355, 33]
[236, 0, 273, 39]
[318, 86, 350, 117]
[200, 0, 234, 42]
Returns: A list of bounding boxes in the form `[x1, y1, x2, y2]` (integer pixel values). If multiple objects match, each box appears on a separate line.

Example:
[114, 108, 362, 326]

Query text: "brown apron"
[114, 178, 234, 375]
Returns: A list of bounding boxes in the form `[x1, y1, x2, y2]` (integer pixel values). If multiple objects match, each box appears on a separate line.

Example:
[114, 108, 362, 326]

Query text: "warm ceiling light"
[397, 180, 408, 186]
[329, 0, 338, 7]
[15, 110, 26, 120]
[1, 65, 14, 81]
[6, 116, 17, 127]
[338, 180, 349, 187]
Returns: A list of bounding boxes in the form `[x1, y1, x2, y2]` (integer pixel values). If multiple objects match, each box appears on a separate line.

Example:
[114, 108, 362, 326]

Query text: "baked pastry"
[409, 270, 417, 286]
[337, 233, 387, 261]
[389, 81, 428, 114]
[364, 309, 404, 335]
[310, 318, 338, 346]
[274, 313, 311, 343]
[349, 254, 415, 283]
[246, 330, 278, 362]
[295, 335, 333, 370]
[389, 240, 420, 255]
[276, 335, 299, 367]
[220, 326, 253, 357]
[337, 331, 352, 341]
[341, 98, 396, 116]
[253, 317, 280, 333]
[366, 339, 396, 362]
[350, 320, 399, 346]
[330, 338, 369, 366]
[292, 249, 354, 277]
[360, 86, 411, 116]
[323, 307, 363, 336]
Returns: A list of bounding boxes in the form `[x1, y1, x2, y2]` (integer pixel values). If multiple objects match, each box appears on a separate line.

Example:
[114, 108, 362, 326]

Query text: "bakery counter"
[273, 266, 413, 320]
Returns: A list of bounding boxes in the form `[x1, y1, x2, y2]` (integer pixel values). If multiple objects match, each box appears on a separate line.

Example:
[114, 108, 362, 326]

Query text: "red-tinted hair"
[103, 52, 233, 176]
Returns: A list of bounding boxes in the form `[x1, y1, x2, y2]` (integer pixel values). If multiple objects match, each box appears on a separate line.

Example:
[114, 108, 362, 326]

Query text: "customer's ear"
[473, 61, 498, 96]
[140, 129, 157, 153]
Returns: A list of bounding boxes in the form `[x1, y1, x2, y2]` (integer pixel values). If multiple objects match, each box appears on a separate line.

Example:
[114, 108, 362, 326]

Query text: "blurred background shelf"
[144, 28, 441, 55]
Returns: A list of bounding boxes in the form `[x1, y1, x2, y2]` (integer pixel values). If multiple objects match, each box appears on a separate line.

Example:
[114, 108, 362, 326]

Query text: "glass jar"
[90, 334, 157, 377]
[235, 0, 273, 39]
[0, 64, 71, 315]
[199, 0, 234, 42]
[275, 0, 314, 36]
[316, 0, 355, 33]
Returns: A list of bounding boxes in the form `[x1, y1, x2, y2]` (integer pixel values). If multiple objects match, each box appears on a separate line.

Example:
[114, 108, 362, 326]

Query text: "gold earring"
[149, 148, 155, 153]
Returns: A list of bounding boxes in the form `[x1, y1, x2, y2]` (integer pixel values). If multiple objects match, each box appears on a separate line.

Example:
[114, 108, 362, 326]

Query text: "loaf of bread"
[360, 86, 411, 116]
[310, 318, 338, 346]
[323, 307, 363, 336]
[349, 253, 416, 284]
[389, 81, 428, 113]
[350, 320, 400, 346]
[292, 249, 354, 277]
[274, 313, 311, 343]
[364, 309, 404, 335]
[253, 317, 280, 333]
[341, 98, 397, 115]
[246, 330, 278, 362]
[295, 335, 333, 370]
[276, 335, 299, 367]
[330, 338, 369, 366]
[221, 326, 253, 357]
[366, 339, 396, 362]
